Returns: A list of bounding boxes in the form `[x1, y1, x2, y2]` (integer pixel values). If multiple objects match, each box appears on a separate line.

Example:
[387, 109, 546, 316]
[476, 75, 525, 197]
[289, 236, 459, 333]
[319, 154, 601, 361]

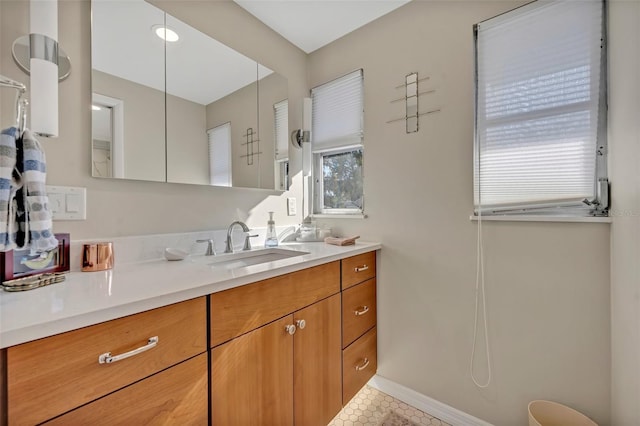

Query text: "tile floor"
[328, 385, 453, 426]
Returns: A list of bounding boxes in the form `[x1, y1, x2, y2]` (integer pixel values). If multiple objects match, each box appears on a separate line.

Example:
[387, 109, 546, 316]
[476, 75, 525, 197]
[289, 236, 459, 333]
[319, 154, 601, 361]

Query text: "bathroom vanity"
[0, 242, 379, 425]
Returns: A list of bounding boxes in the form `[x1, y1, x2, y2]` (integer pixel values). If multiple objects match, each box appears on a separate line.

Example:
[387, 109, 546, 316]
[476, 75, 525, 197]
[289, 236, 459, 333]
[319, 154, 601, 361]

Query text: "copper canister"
[82, 242, 114, 272]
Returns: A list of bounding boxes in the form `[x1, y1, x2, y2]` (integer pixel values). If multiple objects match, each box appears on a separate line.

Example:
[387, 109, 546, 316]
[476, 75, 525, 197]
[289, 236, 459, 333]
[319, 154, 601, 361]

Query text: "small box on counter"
[0, 233, 70, 283]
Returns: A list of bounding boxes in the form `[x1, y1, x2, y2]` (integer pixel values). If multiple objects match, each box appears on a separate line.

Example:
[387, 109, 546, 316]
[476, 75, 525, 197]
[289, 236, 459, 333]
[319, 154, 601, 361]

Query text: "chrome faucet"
[196, 239, 215, 256]
[225, 221, 250, 253]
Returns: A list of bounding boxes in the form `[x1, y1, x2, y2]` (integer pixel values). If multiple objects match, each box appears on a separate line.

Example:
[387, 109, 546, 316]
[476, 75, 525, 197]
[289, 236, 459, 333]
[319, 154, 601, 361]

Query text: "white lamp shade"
[30, 59, 58, 137]
[30, 0, 59, 137]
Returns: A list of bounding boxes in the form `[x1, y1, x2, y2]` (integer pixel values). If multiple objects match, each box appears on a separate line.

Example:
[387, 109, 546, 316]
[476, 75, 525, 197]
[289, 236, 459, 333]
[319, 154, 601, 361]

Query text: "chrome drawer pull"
[98, 336, 159, 364]
[354, 306, 369, 316]
[296, 319, 306, 330]
[285, 324, 297, 335]
[354, 265, 369, 273]
[355, 357, 370, 371]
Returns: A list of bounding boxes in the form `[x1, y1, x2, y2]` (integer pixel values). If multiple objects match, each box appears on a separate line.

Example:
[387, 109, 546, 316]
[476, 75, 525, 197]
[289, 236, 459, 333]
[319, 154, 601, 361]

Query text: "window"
[474, 0, 607, 216]
[311, 69, 364, 214]
[274, 99, 289, 191]
[207, 122, 232, 187]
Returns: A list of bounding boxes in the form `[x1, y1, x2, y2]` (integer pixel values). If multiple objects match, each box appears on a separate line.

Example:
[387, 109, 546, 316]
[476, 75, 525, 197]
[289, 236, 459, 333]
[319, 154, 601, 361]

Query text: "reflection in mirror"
[91, 0, 288, 190]
[91, 0, 166, 182]
[91, 105, 112, 178]
[92, 93, 124, 179]
[274, 99, 290, 190]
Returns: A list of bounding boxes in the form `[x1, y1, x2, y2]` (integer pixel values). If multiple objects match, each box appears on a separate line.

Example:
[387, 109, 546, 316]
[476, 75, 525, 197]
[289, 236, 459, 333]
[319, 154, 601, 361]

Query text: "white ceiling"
[234, 0, 412, 53]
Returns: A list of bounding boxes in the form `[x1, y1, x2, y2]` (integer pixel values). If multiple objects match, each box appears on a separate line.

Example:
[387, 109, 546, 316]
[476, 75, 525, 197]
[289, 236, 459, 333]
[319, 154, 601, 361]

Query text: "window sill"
[469, 214, 612, 223]
[311, 213, 368, 220]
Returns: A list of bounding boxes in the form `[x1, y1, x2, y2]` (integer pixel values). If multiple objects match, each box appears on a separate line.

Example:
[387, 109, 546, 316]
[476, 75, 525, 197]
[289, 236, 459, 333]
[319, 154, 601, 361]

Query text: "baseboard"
[368, 375, 494, 426]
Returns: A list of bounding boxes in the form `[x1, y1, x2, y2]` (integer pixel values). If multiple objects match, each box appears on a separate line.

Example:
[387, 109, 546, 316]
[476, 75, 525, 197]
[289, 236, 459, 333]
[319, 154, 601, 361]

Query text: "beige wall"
[0, 0, 308, 238]
[166, 93, 209, 185]
[307, 2, 611, 425]
[92, 70, 166, 182]
[609, 1, 640, 425]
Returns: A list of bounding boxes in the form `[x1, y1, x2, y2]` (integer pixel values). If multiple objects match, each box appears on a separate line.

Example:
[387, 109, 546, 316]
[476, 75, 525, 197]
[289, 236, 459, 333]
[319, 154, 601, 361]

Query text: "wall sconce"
[291, 97, 312, 149]
[11, 0, 71, 138]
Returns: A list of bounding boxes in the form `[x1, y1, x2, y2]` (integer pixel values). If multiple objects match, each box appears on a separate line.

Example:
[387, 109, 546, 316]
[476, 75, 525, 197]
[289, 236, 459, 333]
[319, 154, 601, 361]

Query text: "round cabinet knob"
[296, 319, 306, 330]
[285, 324, 297, 335]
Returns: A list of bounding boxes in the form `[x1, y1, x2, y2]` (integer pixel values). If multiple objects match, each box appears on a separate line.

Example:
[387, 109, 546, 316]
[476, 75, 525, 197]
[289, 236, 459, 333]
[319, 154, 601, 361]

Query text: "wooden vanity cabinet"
[45, 354, 208, 425]
[0, 249, 379, 425]
[5, 297, 207, 426]
[342, 278, 377, 348]
[210, 262, 343, 426]
[293, 293, 342, 426]
[210, 261, 340, 347]
[210, 250, 379, 423]
[341, 252, 378, 404]
[342, 251, 376, 290]
[211, 316, 295, 425]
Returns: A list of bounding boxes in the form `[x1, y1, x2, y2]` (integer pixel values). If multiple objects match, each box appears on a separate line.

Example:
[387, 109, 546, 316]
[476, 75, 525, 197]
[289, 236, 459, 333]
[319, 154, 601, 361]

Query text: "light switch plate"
[287, 197, 297, 216]
[46, 186, 87, 220]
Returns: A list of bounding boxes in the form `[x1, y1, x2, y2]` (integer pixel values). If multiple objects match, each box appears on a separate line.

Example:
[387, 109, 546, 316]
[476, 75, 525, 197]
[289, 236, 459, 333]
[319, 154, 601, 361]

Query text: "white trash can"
[528, 400, 598, 426]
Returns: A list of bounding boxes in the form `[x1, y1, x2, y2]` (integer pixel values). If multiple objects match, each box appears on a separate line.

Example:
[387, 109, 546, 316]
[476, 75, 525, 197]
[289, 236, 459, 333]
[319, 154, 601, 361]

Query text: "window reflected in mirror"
[274, 99, 289, 191]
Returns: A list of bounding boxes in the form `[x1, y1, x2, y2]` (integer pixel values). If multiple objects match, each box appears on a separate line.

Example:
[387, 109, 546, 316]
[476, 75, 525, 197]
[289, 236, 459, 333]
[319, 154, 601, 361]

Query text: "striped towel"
[0, 127, 20, 251]
[19, 129, 58, 254]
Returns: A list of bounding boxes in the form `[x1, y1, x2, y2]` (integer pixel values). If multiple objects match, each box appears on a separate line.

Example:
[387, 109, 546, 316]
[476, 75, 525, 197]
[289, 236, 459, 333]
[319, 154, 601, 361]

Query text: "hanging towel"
[19, 129, 58, 254]
[0, 127, 20, 251]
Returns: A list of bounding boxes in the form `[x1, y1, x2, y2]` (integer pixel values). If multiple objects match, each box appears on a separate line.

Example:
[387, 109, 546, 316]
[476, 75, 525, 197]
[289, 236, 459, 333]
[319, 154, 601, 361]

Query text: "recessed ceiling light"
[152, 25, 179, 42]
[92, 105, 101, 111]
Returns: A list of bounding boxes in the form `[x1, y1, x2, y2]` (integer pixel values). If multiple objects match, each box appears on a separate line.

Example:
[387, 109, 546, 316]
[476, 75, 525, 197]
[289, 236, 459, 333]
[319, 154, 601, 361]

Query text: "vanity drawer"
[210, 261, 340, 347]
[7, 297, 207, 426]
[342, 278, 376, 348]
[342, 251, 376, 290]
[45, 353, 208, 425]
[342, 327, 377, 404]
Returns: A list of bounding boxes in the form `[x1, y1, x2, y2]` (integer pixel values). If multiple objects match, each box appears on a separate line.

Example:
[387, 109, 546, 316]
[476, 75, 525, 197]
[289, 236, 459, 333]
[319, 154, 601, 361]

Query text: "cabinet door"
[7, 297, 207, 425]
[342, 278, 377, 348]
[343, 327, 377, 404]
[45, 354, 208, 425]
[342, 251, 376, 290]
[211, 316, 294, 426]
[294, 294, 342, 426]
[210, 261, 340, 347]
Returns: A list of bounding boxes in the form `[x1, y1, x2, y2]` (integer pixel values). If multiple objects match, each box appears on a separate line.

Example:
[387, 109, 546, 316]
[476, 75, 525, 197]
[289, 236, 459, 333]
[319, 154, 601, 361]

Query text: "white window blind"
[207, 122, 232, 187]
[274, 99, 289, 161]
[474, 0, 605, 213]
[311, 69, 363, 153]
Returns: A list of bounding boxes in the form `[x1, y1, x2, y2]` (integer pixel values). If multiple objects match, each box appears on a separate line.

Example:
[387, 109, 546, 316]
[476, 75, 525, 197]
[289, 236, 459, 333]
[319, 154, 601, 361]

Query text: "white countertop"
[0, 241, 381, 348]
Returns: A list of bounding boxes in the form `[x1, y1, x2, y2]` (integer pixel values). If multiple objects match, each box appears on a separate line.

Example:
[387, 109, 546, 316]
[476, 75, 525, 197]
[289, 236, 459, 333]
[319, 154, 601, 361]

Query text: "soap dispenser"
[265, 212, 278, 247]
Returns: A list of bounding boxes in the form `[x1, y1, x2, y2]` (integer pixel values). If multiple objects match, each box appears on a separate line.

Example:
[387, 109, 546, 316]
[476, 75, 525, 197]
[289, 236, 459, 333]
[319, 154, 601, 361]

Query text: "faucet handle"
[243, 234, 259, 251]
[196, 239, 215, 256]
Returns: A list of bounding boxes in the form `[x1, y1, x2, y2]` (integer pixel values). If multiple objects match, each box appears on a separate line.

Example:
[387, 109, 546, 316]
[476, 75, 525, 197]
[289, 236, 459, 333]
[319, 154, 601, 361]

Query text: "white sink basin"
[196, 248, 309, 269]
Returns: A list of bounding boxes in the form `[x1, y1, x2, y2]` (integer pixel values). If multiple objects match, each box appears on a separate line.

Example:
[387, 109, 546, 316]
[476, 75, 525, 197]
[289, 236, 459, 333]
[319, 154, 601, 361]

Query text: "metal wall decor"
[240, 127, 262, 166]
[387, 72, 441, 133]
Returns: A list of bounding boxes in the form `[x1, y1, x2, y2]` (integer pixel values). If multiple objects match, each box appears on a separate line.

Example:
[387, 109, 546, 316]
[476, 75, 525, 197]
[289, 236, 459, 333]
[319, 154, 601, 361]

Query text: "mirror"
[90, 0, 288, 190]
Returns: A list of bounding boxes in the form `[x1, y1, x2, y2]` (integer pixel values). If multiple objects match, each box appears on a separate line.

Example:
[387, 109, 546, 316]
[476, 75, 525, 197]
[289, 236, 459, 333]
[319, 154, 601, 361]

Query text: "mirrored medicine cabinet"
[90, 0, 290, 190]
